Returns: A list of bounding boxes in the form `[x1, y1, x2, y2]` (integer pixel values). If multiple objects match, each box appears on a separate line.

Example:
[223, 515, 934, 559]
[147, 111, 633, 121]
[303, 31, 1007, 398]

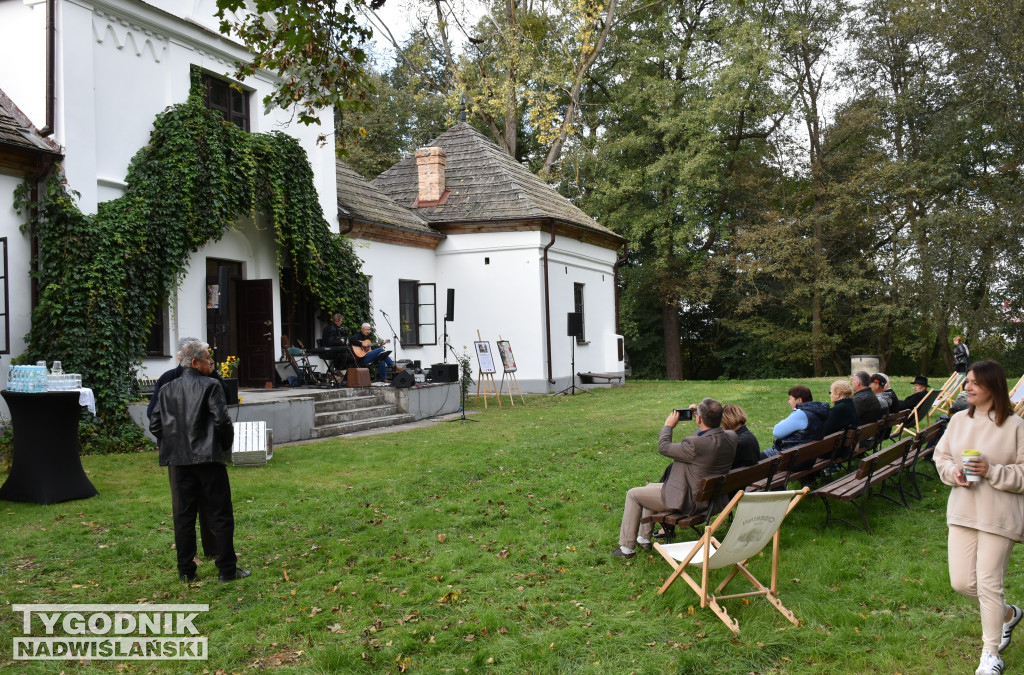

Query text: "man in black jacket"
[851, 371, 882, 423]
[900, 376, 930, 412]
[150, 340, 249, 584]
[322, 313, 347, 347]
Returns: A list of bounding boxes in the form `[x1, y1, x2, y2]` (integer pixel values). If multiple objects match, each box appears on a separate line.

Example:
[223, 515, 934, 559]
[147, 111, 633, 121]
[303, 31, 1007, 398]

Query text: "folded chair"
[893, 389, 939, 438]
[1009, 374, 1024, 402]
[931, 372, 966, 416]
[653, 487, 810, 635]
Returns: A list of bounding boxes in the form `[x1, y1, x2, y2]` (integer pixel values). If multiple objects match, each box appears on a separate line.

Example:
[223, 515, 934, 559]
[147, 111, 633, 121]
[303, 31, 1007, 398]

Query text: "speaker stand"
[446, 341, 478, 423]
[554, 337, 594, 396]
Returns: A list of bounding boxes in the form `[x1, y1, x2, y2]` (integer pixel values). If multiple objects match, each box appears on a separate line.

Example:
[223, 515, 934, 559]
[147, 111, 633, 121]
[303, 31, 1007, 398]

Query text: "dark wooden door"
[236, 279, 274, 388]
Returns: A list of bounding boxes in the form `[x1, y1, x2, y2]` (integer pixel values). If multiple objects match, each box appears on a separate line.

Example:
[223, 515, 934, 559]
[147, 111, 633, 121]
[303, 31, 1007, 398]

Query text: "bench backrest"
[694, 454, 781, 505]
[855, 437, 913, 480]
[880, 410, 908, 441]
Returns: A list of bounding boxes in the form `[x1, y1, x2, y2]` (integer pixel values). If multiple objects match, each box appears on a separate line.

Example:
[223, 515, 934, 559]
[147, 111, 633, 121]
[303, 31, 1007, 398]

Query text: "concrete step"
[310, 387, 376, 401]
[310, 413, 417, 438]
[314, 394, 387, 414]
[314, 404, 402, 426]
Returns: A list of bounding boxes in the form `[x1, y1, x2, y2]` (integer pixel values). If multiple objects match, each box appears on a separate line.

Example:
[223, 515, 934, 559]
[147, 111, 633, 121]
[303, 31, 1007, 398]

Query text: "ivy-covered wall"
[14, 77, 369, 449]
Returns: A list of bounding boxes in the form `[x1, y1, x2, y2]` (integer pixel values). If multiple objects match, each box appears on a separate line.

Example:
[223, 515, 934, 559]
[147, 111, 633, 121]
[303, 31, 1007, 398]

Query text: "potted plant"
[218, 355, 240, 405]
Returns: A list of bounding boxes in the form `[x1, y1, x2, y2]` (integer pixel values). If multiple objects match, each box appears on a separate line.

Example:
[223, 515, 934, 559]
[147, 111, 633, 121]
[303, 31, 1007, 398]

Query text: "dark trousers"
[168, 465, 217, 557]
[170, 463, 237, 578]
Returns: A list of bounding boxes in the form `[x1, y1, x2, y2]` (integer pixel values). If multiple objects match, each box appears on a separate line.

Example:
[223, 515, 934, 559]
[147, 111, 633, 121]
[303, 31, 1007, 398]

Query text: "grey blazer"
[658, 426, 737, 516]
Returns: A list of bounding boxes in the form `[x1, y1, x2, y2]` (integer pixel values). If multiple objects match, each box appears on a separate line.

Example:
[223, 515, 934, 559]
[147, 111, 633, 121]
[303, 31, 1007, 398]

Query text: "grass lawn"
[0, 378, 1015, 673]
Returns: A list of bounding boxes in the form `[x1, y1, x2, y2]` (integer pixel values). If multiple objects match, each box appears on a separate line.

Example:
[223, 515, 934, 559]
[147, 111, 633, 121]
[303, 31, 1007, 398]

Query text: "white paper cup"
[962, 451, 982, 482]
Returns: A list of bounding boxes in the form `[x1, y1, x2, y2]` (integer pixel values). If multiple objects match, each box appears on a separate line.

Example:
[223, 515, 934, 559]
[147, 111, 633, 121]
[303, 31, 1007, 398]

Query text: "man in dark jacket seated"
[322, 313, 347, 348]
[899, 376, 930, 412]
[761, 385, 829, 459]
[150, 340, 250, 584]
[611, 398, 736, 558]
[852, 371, 882, 423]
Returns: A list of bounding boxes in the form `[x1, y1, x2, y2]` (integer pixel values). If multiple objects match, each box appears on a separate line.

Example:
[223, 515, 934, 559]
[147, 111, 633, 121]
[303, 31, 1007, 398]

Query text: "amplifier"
[429, 363, 459, 383]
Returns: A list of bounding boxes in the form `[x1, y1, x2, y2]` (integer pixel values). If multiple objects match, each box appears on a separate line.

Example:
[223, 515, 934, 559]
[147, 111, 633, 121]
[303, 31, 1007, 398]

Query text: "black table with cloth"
[0, 390, 97, 504]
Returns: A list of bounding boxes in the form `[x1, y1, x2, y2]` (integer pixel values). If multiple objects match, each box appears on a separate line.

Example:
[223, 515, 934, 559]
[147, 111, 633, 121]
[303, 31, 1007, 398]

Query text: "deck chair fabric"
[931, 372, 966, 416]
[653, 487, 810, 635]
[894, 389, 940, 438]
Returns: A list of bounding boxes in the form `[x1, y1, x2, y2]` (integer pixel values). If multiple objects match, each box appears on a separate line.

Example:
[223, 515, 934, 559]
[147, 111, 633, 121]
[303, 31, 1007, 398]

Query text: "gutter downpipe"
[613, 246, 627, 335]
[542, 220, 557, 385]
[40, 0, 56, 137]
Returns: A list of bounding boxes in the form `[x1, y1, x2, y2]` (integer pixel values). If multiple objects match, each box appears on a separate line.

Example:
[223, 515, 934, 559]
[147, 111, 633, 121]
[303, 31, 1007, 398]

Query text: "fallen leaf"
[438, 533, 447, 543]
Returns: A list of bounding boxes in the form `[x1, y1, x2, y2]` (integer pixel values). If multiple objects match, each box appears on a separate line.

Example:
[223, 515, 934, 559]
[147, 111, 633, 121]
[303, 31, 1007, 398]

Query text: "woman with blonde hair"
[935, 359, 1024, 675]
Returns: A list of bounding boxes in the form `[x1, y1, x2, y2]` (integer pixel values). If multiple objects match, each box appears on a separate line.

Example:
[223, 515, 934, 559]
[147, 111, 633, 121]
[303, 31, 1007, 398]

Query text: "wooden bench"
[231, 421, 274, 467]
[577, 372, 623, 385]
[811, 437, 914, 534]
[641, 454, 785, 542]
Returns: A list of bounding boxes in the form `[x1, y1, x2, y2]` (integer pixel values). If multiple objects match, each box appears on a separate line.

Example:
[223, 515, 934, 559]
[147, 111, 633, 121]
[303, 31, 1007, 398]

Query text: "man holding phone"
[611, 398, 737, 558]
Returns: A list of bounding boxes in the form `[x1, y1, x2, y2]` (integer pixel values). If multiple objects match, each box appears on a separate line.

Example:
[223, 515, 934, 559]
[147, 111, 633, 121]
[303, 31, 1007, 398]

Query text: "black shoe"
[609, 547, 635, 559]
[637, 541, 653, 551]
[218, 569, 252, 584]
[179, 573, 197, 583]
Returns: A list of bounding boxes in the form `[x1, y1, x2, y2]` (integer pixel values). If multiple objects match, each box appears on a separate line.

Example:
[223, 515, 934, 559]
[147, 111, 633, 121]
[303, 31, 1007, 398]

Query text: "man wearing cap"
[869, 373, 897, 415]
[900, 376, 931, 412]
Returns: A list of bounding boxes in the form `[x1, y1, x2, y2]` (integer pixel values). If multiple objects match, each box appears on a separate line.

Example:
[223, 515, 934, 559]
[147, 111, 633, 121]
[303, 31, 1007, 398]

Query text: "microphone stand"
[379, 309, 401, 364]
[446, 340, 477, 424]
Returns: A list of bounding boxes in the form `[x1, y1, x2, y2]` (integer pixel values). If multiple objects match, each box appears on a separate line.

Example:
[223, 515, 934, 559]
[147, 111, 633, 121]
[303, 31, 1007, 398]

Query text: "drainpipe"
[542, 220, 556, 384]
[40, 0, 56, 137]
[613, 245, 627, 335]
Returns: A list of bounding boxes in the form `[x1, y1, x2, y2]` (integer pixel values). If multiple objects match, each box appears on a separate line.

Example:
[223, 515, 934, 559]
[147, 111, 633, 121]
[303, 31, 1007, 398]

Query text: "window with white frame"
[398, 280, 437, 346]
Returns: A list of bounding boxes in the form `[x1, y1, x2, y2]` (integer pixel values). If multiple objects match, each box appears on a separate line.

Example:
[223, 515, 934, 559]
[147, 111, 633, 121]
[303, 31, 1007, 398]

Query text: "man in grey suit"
[611, 398, 737, 558]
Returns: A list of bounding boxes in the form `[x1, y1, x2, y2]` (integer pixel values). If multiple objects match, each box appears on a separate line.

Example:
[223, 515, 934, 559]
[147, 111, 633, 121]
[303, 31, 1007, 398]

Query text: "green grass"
[0, 379, 1009, 673]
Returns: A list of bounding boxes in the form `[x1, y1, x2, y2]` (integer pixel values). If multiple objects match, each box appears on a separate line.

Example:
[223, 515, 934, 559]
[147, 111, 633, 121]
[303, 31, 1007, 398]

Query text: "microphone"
[380, 309, 389, 318]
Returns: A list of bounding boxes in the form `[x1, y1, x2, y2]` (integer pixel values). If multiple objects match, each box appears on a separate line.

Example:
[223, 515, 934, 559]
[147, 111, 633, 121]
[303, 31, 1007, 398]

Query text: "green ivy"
[14, 74, 369, 448]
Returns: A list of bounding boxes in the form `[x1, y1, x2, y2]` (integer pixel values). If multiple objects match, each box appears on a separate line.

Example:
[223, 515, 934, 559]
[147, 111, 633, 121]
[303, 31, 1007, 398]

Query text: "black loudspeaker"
[392, 370, 415, 388]
[430, 363, 459, 383]
[445, 288, 455, 322]
[567, 312, 583, 338]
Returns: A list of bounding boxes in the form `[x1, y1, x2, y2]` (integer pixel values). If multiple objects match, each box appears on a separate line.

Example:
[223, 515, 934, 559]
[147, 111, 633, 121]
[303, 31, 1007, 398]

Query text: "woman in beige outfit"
[935, 359, 1024, 675]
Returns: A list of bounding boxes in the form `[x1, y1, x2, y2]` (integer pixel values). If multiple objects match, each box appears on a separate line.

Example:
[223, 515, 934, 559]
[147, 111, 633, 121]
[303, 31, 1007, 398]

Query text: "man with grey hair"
[350, 322, 398, 381]
[322, 312, 347, 348]
[150, 340, 249, 583]
[851, 370, 882, 424]
[611, 397, 737, 558]
[146, 337, 222, 560]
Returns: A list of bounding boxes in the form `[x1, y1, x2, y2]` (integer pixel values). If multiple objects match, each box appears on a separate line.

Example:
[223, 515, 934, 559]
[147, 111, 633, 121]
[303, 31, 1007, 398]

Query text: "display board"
[496, 340, 517, 373]
[474, 341, 496, 374]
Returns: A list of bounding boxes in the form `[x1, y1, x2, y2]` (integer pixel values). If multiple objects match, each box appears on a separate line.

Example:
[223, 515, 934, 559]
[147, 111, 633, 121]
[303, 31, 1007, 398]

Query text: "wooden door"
[236, 279, 274, 388]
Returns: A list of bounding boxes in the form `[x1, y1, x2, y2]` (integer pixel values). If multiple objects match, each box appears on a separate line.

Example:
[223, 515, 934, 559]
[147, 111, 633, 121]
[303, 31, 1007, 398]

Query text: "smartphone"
[674, 408, 694, 421]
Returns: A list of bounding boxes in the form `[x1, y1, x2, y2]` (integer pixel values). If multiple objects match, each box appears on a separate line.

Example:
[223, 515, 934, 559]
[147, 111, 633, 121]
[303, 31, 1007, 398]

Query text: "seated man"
[869, 373, 891, 416]
[899, 376, 930, 412]
[761, 385, 829, 458]
[611, 398, 736, 558]
[851, 370, 882, 423]
[350, 322, 397, 381]
[874, 372, 900, 412]
[321, 313, 347, 348]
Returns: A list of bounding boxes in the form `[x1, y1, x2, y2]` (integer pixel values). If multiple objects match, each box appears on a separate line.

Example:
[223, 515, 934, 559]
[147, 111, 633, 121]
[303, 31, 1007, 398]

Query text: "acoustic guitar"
[351, 338, 390, 360]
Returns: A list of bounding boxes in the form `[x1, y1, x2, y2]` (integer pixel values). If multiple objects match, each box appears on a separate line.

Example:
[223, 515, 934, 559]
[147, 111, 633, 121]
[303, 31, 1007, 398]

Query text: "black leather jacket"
[150, 369, 234, 466]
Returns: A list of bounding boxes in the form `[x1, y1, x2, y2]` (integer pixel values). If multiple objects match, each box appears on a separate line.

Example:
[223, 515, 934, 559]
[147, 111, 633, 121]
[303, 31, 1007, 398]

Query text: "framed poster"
[496, 340, 517, 373]
[475, 341, 496, 374]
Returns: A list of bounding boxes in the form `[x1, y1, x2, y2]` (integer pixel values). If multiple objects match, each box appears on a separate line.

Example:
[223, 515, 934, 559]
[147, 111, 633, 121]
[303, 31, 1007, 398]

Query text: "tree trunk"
[662, 299, 683, 380]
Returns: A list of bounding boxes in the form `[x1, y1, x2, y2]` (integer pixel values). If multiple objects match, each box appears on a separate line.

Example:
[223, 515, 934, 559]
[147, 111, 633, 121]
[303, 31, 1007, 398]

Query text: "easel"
[497, 335, 525, 405]
[474, 330, 502, 409]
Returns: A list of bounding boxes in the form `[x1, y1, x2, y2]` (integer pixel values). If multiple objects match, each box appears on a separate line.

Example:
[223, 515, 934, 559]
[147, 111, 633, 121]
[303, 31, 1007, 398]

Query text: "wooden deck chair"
[653, 487, 810, 635]
[893, 389, 940, 438]
[931, 372, 966, 416]
[1009, 374, 1024, 401]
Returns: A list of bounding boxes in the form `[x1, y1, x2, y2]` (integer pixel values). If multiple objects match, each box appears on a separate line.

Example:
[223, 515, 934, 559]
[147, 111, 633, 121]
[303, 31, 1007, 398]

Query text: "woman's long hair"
[967, 359, 1012, 426]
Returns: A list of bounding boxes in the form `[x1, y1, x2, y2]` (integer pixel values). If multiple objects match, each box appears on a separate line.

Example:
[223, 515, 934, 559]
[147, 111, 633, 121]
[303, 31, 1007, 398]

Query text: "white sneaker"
[976, 649, 1005, 675]
[1001, 604, 1023, 653]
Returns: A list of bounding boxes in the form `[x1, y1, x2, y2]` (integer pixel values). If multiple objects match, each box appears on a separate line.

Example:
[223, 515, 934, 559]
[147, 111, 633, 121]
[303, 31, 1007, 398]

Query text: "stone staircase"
[309, 387, 415, 438]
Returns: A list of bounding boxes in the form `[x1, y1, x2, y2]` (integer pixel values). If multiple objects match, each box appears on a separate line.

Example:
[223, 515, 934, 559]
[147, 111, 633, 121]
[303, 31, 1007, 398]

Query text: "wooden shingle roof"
[0, 88, 61, 174]
[336, 161, 436, 235]
[372, 123, 623, 245]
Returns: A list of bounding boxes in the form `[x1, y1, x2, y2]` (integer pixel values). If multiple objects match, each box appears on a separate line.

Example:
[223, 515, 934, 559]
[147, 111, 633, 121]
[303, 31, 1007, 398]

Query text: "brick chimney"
[414, 147, 447, 204]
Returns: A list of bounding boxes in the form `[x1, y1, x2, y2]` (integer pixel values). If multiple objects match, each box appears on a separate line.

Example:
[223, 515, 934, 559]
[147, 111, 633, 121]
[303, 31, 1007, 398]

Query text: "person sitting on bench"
[350, 322, 399, 381]
[610, 398, 736, 559]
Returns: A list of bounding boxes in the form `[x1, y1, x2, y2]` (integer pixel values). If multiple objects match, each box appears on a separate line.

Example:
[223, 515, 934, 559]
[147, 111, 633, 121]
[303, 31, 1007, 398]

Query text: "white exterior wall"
[0, 173, 37, 413]
[0, 0, 337, 379]
[354, 229, 623, 392]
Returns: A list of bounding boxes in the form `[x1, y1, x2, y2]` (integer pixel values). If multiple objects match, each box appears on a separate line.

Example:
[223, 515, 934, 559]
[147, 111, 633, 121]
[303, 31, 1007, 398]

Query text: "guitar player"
[350, 322, 400, 381]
